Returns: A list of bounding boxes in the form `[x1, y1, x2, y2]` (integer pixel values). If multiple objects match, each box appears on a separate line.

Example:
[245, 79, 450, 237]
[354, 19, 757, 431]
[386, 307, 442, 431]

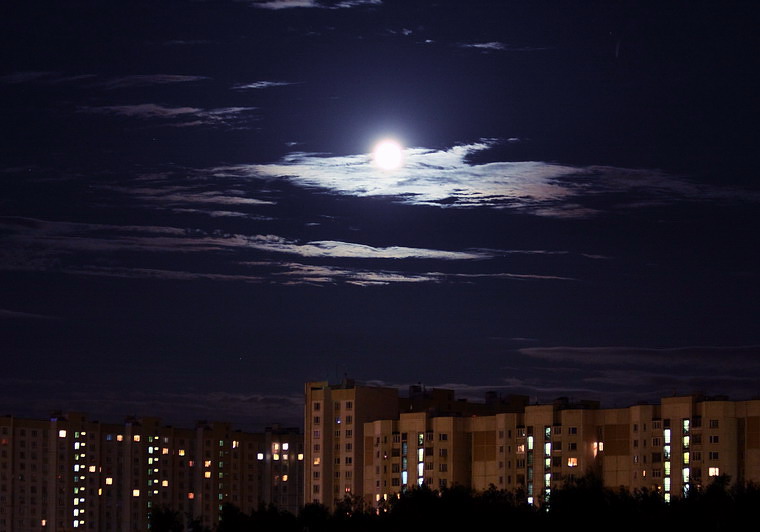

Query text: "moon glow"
[372, 139, 404, 170]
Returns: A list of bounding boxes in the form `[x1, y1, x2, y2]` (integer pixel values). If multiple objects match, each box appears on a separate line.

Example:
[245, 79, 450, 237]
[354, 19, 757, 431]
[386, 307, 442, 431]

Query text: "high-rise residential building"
[0, 413, 303, 531]
[303, 379, 400, 507]
[307, 381, 760, 509]
[304, 379, 529, 508]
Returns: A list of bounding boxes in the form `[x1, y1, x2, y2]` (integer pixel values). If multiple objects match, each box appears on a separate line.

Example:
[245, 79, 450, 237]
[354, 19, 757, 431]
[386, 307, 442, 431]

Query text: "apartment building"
[304, 379, 529, 508]
[0, 413, 303, 532]
[306, 381, 760, 509]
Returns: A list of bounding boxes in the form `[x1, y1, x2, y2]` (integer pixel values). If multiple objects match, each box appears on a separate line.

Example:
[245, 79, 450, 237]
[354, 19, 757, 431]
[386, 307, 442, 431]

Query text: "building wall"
[0, 414, 302, 532]
[303, 380, 399, 508]
[347, 387, 760, 509]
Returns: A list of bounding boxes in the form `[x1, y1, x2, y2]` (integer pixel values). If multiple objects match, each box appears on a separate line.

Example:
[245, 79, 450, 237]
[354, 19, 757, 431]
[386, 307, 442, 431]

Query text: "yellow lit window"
[567, 457, 578, 467]
[179, 449, 185, 456]
[132, 489, 140, 497]
[204, 471, 211, 478]
[162, 480, 169, 487]
[133, 435, 140, 442]
[162, 447, 169, 455]
[105, 477, 113, 485]
[117, 435, 123, 442]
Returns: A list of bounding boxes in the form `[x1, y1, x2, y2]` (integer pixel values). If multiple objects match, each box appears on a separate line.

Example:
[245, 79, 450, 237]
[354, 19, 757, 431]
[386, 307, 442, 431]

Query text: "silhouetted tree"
[148, 506, 184, 532]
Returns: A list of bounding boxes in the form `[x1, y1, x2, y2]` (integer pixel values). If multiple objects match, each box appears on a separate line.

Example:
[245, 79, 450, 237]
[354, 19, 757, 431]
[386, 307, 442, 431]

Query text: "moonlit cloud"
[249, 0, 380, 9]
[79, 104, 258, 128]
[100, 74, 209, 89]
[0, 308, 60, 320]
[459, 42, 550, 52]
[213, 140, 749, 216]
[232, 80, 297, 90]
[246, 237, 489, 260]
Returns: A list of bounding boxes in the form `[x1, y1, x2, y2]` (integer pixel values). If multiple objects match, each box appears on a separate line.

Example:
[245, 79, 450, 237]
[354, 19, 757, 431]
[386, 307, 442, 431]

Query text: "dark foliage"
[161, 475, 760, 531]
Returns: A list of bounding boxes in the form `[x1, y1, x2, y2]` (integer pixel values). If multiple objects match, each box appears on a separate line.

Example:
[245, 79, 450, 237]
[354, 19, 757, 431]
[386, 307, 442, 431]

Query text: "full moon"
[372, 139, 404, 170]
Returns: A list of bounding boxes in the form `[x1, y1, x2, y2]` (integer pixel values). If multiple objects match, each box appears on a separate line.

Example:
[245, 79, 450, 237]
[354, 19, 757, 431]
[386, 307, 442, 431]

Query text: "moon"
[372, 139, 404, 170]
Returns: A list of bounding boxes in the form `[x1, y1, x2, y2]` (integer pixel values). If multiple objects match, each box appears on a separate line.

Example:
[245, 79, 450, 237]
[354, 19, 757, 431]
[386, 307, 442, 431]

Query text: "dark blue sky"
[2, 0, 759, 431]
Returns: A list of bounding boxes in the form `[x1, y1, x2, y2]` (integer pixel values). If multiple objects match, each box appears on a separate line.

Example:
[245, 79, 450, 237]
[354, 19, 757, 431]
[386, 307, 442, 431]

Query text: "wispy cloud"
[458, 42, 550, 52]
[248, 0, 380, 9]
[213, 140, 752, 216]
[0, 71, 208, 88]
[79, 104, 257, 128]
[99, 74, 209, 89]
[496, 344, 760, 406]
[246, 237, 489, 260]
[0, 217, 575, 286]
[232, 80, 297, 90]
[0, 308, 60, 320]
[207, 140, 760, 218]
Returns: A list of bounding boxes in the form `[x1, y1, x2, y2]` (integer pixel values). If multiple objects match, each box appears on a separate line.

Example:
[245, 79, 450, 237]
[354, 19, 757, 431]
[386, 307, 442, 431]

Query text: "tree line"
[150, 473, 760, 532]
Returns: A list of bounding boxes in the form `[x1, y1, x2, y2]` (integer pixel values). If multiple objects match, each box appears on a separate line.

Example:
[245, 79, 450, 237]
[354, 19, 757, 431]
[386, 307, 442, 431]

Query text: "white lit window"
[106, 477, 113, 485]
[59, 430, 67, 438]
[709, 467, 721, 477]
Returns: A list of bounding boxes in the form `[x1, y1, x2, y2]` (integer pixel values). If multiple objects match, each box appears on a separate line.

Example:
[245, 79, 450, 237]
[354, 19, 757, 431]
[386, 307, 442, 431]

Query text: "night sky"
[2, 0, 759, 431]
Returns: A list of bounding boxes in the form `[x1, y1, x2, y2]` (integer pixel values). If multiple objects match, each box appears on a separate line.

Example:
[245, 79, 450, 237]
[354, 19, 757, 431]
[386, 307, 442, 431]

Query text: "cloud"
[79, 104, 257, 128]
[246, 237, 489, 260]
[499, 344, 760, 406]
[232, 80, 297, 90]
[99, 74, 209, 89]
[217, 140, 757, 217]
[248, 0, 380, 9]
[0, 71, 207, 89]
[0, 308, 60, 320]
[0, 377, 304, 431]
[459, 42, 550, 52]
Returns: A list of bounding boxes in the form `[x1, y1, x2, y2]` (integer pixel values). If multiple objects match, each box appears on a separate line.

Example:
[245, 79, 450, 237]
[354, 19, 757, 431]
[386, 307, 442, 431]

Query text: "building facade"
[0, 413, 303, 532]
[306, 381, 760, 509]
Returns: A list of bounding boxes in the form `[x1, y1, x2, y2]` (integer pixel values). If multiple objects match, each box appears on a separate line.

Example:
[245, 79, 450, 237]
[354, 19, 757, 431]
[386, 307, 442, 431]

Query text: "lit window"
[257, 453, 264, 460]
[204, 460, 211, 467]
[232, 440, 239, 449]
[297, 453, 304, 461]
[162, 480, 169, 487]
[204, 471, 211, 478]
[105, 477, 113, 485]
[88, 466, 96, 473]
[162, 447, 169, 455]
[133, 435, 140, 442]
[179, 449, 185, 456]
[188, 492, 195, 499]
[132, 489, 140, 497]
[59, 430, 67, 438]
[313, 457, 320, 465]
[567, 457, 578, 467]
[117, 435, 123, 442]
[283, 443, 289, 451]
[709, 467, 721, 477]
